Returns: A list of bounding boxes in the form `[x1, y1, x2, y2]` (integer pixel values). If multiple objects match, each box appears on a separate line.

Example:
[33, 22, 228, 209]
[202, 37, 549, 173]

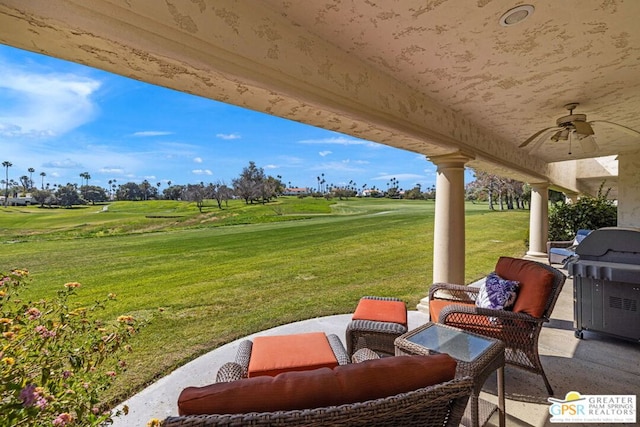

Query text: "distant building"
[0, 195, 34, 206]
[282, 187, 310, 196]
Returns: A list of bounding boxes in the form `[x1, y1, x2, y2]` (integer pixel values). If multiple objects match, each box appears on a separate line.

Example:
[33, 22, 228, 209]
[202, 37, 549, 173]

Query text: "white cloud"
[42, 159, 83, 169]
[310, 159, 364, 173]
[193, 157, 203, 163]
[99, 167, 125, 174]
[132, 131, 173, 137]
[319, 150, 332, 157]
[372, 173, 425, 181]
[277, 155, 304, 165]
[192, 169, 213, 175]
[0, 64, 101, 137]
[216, 133, 241, 140]
[144, 175, 157, 180]
[265, 164, 278, 169]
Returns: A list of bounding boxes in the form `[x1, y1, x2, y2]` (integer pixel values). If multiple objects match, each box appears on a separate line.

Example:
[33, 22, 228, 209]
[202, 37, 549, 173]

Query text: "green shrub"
[548, 184, 617, 241]
[0, 269, 144, 426]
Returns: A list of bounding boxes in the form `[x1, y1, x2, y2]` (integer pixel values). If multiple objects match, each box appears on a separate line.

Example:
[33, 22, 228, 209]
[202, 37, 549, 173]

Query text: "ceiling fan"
[519, 103, 640, 154]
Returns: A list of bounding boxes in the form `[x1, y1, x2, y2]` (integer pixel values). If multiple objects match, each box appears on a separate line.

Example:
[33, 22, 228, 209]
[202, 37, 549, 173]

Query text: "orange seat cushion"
[178, 353, 457, 416]
[248, 332, 338, 378]
[352, 298, 407, 327]
[495, 257, 555, 318]
[429, 299, 476, 323]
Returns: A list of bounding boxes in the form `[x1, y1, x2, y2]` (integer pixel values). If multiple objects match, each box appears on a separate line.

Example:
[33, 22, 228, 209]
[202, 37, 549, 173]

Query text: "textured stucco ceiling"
[0, 0, 638, 194]
[260, 0, 640, 163]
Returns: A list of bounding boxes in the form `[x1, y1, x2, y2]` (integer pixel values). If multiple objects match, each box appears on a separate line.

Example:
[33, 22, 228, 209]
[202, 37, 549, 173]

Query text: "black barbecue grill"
[567, 227, 640, 342]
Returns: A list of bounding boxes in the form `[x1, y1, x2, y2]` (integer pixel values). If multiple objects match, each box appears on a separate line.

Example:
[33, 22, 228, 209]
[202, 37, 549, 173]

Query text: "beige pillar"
[527, 182, 549, 258]
[416, 151, 475, 313]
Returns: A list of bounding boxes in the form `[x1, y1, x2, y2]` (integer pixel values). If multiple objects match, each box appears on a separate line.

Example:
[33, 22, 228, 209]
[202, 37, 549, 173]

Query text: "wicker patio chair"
[429, 257, 566, 395]
[547, 229, 591, 265]
[345, 296, 408, 357]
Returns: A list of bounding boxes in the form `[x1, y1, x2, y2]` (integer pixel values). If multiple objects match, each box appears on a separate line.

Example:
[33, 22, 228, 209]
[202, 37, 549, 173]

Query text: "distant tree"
[55, 184, 82, 207]
[211, 181, 233, 209]
[28, 167, 35, 189]
[469, 169, 500, 210]
[233, 161, 264, 204]
[386, 177, 400, 198]
[31, 189, 56, 208]
[3, 161, 12, 206]
[260, 176, 284, 203]
[83, 185, 108, 204]
[332, 186, 356, 200]
[404, 184, 425, 200]
[116, 182, 143, 201]
[40, 171, 46, 190]
[19, 175, 30, 193]
[163, 185, 184, 201]
[79, 172, 91, 199]
[182, 183, 213, 212]
[140, 180, 153, 200]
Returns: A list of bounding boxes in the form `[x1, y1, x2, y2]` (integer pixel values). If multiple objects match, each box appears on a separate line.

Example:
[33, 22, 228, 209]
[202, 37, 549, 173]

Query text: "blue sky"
[0, 43, 469, 192]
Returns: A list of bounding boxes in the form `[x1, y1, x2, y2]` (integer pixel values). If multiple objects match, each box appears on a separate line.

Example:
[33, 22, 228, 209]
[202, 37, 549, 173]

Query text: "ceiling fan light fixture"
[499, 5, 534, 27]
[551, 128, 570, 142]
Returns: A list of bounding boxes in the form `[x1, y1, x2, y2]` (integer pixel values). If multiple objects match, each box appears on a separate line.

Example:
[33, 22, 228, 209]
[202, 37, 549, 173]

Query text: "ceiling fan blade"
[590, 120, 640, 137]
[578, 135, 598, 153]
[519, 127, 558, 148]
[573, 120, 594, 136]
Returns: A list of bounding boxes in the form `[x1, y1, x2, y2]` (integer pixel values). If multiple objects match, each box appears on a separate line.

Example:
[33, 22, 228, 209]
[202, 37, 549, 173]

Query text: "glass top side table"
[395, 322, 505, 427]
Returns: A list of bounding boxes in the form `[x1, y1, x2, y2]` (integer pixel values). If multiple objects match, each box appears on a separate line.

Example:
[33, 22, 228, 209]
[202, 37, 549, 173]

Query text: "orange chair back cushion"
[178, 354, 456, 415]
[495, 257, 555, 318]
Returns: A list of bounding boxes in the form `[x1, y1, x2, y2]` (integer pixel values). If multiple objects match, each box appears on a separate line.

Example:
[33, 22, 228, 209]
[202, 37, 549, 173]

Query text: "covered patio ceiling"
[1, 1, 638, 196]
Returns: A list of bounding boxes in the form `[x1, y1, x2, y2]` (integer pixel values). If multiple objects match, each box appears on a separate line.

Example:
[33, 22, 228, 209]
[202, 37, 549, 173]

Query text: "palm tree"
[2, 161, 12, 206]
[28, 167, 35, 190]
[79, 172, 91, 198]
[40, 171, 46, 190]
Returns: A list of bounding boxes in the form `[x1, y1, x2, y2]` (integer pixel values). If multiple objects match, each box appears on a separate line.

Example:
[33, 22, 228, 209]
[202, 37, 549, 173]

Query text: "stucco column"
[417, 151, 474, 314]
[527, 182, 549, 257]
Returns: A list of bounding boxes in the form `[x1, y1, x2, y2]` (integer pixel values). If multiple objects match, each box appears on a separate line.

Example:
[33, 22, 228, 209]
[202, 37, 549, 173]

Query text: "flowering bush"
[1, 269, 144, 426]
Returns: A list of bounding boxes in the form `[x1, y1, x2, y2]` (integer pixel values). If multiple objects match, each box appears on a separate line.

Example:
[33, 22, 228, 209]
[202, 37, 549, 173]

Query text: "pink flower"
[20, 384, 37, 406]
[53, 412, 72, 426]
[63, 282, 81, 289]
[35, 396, 48, 410]
[105, 371, 117, 378]
[25, 307, 42, 320]
[35, 325, 56, 338]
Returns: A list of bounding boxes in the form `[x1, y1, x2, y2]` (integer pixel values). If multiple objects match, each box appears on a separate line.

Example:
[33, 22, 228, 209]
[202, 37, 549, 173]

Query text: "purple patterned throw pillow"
[476, 272, 519, 310]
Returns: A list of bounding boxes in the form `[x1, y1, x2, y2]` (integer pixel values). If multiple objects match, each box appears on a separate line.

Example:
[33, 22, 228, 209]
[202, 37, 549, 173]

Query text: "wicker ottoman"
[345, 296, 408, 357]
[233, 332, 350, 379]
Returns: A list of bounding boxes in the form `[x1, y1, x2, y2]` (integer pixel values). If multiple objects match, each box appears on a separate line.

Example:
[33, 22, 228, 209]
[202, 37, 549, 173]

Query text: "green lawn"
[0, 197, 529, 405]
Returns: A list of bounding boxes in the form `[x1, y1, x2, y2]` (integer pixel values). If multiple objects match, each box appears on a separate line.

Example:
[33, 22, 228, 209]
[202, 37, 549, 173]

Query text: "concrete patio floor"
[112, 270, 639, 427]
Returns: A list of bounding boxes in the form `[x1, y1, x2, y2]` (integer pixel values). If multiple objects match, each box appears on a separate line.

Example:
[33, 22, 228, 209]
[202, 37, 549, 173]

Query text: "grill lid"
[568, 227, 640, 283]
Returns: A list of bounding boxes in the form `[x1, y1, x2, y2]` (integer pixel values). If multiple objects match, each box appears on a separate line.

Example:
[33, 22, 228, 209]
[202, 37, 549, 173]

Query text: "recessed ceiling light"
[499, 5, 534, 27]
